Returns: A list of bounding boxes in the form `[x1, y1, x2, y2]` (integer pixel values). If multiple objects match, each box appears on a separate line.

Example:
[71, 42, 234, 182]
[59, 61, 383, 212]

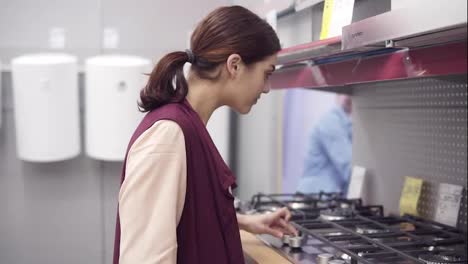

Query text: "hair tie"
[185, 49, 195, 64]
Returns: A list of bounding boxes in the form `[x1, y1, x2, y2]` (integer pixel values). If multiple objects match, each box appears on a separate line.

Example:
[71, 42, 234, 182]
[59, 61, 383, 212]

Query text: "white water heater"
[0, 59, 2, 128]
[11, 53, 81, 162]
[84, 55, 151, 161]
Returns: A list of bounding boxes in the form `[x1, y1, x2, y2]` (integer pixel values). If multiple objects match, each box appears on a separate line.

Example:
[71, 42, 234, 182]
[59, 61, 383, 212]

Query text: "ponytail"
[138, 51, 189, 112]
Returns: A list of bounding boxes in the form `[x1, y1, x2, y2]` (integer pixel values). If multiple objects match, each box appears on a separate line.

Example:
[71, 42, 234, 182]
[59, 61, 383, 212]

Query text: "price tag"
[320, 0, 355, 39]
[399, 176, 423, 216]
[434, 183, 463, 227]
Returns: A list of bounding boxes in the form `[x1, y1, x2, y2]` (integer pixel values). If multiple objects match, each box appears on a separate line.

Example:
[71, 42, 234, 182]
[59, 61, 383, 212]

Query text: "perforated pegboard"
[352, 74, 467, 231]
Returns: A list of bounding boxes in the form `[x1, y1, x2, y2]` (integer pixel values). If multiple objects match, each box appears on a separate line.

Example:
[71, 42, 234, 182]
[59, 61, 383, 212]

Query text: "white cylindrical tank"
[85, 55, 151, 161]
[0, 59, 2, 128]
[11, 53, 81, 162]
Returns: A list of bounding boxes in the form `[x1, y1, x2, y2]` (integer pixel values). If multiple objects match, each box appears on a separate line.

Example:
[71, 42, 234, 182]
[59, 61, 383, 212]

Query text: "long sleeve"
[118, 120, 187, 264]
[318, 109, 352, 188]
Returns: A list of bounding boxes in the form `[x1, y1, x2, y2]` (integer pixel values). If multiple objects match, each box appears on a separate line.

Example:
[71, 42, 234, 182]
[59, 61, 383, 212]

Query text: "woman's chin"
[237, 105, 252, 115]
[228, 102, 254, 115]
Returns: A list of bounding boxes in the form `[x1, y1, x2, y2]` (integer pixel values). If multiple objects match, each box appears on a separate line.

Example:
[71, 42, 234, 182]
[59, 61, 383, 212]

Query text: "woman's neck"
[185, 74, 223, 126]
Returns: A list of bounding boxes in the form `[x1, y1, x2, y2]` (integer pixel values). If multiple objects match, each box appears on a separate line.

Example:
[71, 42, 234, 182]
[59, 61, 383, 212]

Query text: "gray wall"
[0, 0, 101, 65]
[352, 75, 467, 230]
[0, 0, 226, 64]
[0, 1, 227, 263]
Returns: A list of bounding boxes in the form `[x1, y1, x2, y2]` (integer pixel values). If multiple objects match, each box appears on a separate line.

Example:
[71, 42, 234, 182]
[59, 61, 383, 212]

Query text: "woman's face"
[223, 54, 278, 114]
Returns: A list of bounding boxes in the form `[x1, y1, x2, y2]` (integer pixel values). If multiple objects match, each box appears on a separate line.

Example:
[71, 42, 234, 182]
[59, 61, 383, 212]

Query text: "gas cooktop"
[244, 192, 467, 264]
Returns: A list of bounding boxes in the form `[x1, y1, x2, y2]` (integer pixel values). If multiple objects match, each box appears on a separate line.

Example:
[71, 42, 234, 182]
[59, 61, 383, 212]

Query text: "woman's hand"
[237, 207, 298, 238]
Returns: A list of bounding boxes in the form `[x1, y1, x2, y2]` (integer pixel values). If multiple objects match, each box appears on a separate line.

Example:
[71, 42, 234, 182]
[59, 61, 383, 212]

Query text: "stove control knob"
[328, 260, 345, 264]
[317, 253, 333, 264]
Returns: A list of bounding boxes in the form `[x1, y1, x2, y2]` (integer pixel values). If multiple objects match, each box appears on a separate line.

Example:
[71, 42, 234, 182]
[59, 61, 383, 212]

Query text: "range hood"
[342, 2, 467, 50]
[272, 2, 467, 91]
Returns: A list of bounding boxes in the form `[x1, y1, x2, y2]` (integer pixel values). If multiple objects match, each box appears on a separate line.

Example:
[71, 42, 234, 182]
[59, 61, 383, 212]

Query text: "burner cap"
[418, 251, 467, 264]
[317, 201, 332, 208]
[320, 208, 354, 221]
[292, 195, 307, 201]
[257, 204, 280, 213]
[338, 202, 351, 209]
[289, 202, 310, 210]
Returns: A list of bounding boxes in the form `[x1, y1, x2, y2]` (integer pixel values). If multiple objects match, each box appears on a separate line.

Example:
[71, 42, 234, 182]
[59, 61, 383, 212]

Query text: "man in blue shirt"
[297, 95, 352, 194]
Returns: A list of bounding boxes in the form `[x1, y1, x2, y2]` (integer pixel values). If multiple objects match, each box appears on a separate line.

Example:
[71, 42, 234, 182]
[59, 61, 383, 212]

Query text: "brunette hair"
[138, 5, 281, 112]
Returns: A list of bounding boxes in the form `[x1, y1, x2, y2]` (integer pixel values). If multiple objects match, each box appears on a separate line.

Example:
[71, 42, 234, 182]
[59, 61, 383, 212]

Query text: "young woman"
[113, 5, 297, 264]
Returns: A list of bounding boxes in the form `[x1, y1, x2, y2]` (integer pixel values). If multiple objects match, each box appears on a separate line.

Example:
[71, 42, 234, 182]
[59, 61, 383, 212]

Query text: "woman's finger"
[274, 207, 291, 220]
[278, 218, 298, 236]
[270, 224, 293, 235]
[283, 208, 292, 222]
[264, 226, 283, 238]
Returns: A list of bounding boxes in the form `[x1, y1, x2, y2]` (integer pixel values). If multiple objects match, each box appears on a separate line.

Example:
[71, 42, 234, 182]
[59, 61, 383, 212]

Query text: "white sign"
[346, 166, 366, 199]
[266, 9, 277, 32]
[103, 28, 120, 49]
[49, 27, 66, 49]
[320, 0, 355, 39]
[434, 183, 463, 227]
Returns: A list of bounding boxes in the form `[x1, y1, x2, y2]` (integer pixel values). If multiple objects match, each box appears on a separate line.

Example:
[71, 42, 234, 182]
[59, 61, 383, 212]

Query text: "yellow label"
[399, 176, 423, 216]
[320, 0, 334, 40]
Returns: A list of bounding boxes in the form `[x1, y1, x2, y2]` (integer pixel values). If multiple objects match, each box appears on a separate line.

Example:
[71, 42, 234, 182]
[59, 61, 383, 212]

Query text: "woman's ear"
[226, 54, 242, 78]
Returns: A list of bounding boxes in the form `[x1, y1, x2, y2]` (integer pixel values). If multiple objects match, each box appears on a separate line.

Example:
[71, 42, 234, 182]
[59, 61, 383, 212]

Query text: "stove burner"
[355, 225, 388, 234]
[418, 251, 467, 264]
[317, 201, 332, 208]
[256, 204, 280, 213]
[399, 222, 416, 231]
[338, 202, 352, 209]
[319, 208, 354, 221]
[289, 202, 311, 210]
